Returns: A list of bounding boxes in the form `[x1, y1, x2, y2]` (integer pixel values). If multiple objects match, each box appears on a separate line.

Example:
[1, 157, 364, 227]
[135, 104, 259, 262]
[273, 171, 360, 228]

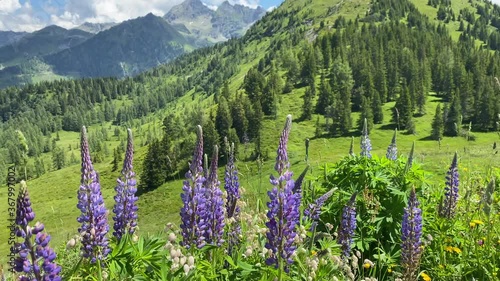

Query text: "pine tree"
[140, 140, 166, 191]
[302, 84, 314, 120]
[215, 97, 233, 139]
[358, 96, 374, 132]
[315, 75, 333, 115]
[431, 104, 444, 140]
[444, 92, 461, 136]
[331, 59, 353, 135]
[372, 91, 384, 124]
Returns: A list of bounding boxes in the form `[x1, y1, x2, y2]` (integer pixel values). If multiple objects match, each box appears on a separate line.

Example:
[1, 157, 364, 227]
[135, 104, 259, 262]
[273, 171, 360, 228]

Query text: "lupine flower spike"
[337, 193, 357, 258]
[224, 140, 241, 254]
[401, 187, 423, 281]
[203, 145, 225, 246]
[349, 136, 355, 156]
[304, 190, 334, 229]
[404, 142, 415, 173]
[180, 125, 207, 248]
[77, 126, 110, 263]
[482, 178, 495, 216]
[13, 181, 62, 281]
[360, 118, 372, 158]
[113, 128, 138, 241]
[386, 129, 398, 160]
[265, 115, 301, 273]
[439, 152, 459, 219]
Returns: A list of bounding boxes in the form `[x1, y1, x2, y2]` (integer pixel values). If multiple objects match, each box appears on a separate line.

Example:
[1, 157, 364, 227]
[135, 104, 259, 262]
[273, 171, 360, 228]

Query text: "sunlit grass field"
[1, 86, 498, 265]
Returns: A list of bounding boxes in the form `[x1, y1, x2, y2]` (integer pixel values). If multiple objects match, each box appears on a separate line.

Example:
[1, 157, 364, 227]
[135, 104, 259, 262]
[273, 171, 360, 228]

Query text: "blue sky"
[0, 0, 285, 32]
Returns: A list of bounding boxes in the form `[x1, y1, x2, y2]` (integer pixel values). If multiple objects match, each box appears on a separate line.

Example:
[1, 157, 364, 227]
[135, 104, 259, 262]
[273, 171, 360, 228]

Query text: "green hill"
[0, 0, 499, 270]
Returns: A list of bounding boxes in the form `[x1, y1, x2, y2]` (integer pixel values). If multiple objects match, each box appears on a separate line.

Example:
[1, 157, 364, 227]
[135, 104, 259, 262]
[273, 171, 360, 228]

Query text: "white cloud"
[0, 0, 264, 32]
[0, 1, 45, 32]
[0, 0, 21, 14]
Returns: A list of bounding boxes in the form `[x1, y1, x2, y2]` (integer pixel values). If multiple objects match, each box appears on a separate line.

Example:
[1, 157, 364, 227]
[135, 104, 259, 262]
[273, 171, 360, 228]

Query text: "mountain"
[45, 13, 188, 78]
[73, 22, 117, 34]
[0, 25, 93, 67]
[0, 31, 28, 48]
[164, 0, 266, 45]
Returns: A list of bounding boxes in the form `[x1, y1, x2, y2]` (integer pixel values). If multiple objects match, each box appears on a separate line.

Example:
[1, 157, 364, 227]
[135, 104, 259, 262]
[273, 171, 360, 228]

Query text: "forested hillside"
[1, 1, 500, 280]
[0, 0, 498, 186]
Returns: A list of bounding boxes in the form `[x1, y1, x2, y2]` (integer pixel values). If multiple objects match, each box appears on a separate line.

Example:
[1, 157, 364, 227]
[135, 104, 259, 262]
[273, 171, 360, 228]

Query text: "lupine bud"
[360, 118, 372, 158]
[386, 129, 398, 160]
[438, 152, 459, 219]
[401, 188, 423, 280]
[304, 190, 334, 230]
[224, 139, 241, 255]
[337, 193, 357, 258]
[113, 129, 138, 241]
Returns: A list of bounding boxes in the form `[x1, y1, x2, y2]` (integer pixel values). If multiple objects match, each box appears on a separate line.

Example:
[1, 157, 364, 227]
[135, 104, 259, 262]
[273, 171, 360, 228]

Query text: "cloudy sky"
[0, 0, 284, 32]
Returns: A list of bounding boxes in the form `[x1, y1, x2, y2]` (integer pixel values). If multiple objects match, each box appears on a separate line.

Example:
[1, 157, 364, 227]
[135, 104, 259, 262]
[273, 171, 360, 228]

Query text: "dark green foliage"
[319, 155, 426, 260]
[215, 97, 233, 140]
[230, 95, 249, 142]
[52, 146, 66, 170]
[431, 104, 444, 140]
[444, 92, 461, 136]
[392, 84, 413, 130]
[358, 96, 374, 133]
[301, 84, 314, 121]
[140, 139, 167, 191]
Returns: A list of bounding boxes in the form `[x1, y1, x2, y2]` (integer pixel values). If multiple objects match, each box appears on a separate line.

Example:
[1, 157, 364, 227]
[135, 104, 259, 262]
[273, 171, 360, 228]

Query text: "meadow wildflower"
[112, 128, 138, 241]
[77, 126, 110, 263]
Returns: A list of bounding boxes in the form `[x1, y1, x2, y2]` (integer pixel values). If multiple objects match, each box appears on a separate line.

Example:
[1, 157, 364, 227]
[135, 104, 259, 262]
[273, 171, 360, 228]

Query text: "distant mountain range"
[165, 0, 266, 45]
[0, 0, 266, 89]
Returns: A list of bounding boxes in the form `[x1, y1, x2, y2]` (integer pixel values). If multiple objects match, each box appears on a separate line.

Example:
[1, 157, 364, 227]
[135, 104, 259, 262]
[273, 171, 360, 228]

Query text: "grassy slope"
[1, 0, 499, 265]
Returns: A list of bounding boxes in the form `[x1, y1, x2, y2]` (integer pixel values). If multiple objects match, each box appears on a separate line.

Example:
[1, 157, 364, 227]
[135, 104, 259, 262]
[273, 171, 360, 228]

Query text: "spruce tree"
[215, 97, 233, 139]
[372, 91, 384, 124]
[358, 96, 374, 132]
[431, 104, 444, 140]
[301, 84, 314, 120]
[444, 92, 461, 136]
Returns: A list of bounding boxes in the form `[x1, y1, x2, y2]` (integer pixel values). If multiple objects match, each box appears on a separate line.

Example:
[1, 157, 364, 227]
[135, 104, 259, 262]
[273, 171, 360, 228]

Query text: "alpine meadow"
[1, 0, 500, 280]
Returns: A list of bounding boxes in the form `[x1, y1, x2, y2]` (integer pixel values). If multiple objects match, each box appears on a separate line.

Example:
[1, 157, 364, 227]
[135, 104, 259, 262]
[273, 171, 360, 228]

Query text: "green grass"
[2, 81, 498, 266]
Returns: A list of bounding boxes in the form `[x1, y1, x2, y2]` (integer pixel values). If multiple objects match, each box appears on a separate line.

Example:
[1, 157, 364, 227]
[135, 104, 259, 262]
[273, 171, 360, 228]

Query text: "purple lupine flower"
[439, 152, 459, 219]
[12, 181, 62, 281]
[203, 145, 225, 246]
[180, 125, 207, 249]
[349, 136, 355, 156]
[401, 187, 423, 280]
[265, 115, 301, 273]
[304, 190, 334, 222]
[293, 166, 309, 194]
[113, 128, 138, 241]
[360, 118, 372, 158]
[386, 129, 398, 160]
[337, 193, 357, 258]
[224, 141, 241, 253]
[77, 126, 110, 263]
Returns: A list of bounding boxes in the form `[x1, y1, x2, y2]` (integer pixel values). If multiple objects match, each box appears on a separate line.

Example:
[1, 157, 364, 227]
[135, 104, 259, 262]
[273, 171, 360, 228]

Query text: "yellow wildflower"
[387, 268, 392, 273]
[363, 262, 371, 269]
[472, 219, 484, 225]
[445, 246, 453, 252]
[421, 272, 431, 281]
[452, 247, 462, 254]
[311, 250, 317, 256]
[469, 222, 476, 228]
